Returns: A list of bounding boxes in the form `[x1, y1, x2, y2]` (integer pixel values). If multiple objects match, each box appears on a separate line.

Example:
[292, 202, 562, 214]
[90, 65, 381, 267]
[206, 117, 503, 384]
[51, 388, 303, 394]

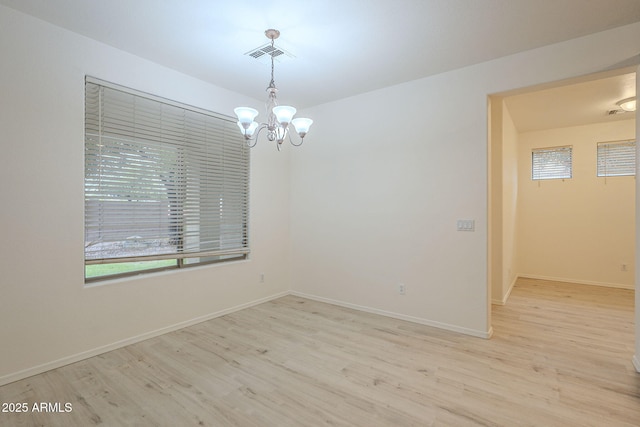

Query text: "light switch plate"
[457, 219, 475, 231]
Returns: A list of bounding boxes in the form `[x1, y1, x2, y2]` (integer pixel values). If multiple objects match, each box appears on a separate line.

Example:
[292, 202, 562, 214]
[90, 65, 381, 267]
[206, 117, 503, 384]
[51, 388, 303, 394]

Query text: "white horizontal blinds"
[597, 140, 636, 177]
[85, 79, 249, 264]
[531, 146, 572, 180]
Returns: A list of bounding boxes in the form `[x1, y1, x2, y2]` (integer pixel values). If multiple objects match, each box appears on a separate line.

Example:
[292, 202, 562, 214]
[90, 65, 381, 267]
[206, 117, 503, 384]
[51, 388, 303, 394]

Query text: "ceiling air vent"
[245, 43, 294, 65]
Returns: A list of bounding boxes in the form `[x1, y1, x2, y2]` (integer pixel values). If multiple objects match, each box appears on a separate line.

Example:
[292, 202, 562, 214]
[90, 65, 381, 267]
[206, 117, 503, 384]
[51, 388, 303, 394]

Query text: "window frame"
[84, 77, 250, 283]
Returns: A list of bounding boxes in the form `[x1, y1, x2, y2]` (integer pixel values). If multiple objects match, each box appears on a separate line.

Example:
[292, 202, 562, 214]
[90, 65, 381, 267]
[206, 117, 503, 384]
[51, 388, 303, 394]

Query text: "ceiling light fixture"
[234, 29, 313, 150]
[617, 96, 637, 112]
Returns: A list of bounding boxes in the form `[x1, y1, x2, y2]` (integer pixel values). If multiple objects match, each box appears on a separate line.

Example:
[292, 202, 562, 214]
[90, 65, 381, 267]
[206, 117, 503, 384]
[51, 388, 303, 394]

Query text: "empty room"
[0, 1, 639, 426]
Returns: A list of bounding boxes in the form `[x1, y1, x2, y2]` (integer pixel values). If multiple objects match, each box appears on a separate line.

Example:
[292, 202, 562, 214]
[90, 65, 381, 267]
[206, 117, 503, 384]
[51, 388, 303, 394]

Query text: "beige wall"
[516, 120, 636, 288]
[490, 98, 519, 305]
[489, 98, 504, 303]
[634, 66, 640, 373]
[500, 102, 520, 299]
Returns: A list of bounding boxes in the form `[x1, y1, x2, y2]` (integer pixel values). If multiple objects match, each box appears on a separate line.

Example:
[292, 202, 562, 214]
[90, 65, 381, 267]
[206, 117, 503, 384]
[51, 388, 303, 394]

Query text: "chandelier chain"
[269, 37, 276, 89]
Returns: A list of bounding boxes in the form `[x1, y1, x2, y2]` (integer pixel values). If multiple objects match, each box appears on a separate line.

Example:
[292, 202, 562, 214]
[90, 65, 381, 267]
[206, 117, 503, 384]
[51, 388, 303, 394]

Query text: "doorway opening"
[488, 68, 637, 329]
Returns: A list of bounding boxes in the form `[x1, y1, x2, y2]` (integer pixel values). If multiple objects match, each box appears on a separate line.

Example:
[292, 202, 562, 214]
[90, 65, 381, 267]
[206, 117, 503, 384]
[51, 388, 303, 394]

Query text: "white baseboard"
[492, 275, 519, 305]
[0, 291, 289, 387]
[290, 291, 492, 339]
[633, 355, 640, 373]
[518, 274, 634, 290]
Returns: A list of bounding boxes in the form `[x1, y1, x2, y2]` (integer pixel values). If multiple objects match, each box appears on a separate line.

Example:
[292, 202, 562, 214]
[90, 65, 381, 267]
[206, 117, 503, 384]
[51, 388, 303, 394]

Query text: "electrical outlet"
[260, 273, 265, 283]
[621, 264, 628, 272]
[398, 283, 406, 295]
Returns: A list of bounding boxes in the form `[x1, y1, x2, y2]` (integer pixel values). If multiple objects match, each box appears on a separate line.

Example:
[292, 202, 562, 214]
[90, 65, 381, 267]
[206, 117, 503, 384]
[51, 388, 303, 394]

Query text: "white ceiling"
[1, 0, 639, 130]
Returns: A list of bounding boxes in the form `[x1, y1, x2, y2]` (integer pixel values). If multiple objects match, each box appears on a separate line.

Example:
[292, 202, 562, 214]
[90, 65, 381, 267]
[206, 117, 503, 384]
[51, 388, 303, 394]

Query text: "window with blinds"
[85, 78, 249, 281]
[597, 140, 636, 177]
[531, 146, 572, 180]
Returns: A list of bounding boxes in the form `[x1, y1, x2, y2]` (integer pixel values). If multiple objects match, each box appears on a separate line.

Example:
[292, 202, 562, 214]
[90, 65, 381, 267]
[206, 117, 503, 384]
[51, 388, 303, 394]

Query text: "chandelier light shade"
[292, 117, 313, 137]
[272, 105, 296, 126]
[235, 29, 313, 150]
[236, 120, 259, 137]
[616, 96, 637, 112]
[234, 107, 259, 125]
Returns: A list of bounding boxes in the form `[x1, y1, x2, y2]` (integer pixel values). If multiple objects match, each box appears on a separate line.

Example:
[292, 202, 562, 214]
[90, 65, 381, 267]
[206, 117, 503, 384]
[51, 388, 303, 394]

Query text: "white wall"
[517, 121, 635, 288]
[290, 75, 491, 336]
[0, 6, 291, 385]
[290, 22, 640, 338]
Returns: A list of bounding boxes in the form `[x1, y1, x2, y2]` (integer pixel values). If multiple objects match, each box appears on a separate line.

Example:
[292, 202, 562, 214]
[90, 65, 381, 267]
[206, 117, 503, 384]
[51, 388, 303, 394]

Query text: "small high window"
[597, 140, 636, 177]
[532, 146, 572, 180]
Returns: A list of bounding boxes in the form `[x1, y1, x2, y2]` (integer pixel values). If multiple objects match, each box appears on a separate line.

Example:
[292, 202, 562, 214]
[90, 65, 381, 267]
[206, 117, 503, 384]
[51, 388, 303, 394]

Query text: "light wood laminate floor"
[0, 278, 638, 426]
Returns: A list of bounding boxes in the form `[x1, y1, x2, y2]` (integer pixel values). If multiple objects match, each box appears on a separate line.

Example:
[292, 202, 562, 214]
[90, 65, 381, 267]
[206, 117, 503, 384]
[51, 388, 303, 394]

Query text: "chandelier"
[234, 29, 313, 150]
